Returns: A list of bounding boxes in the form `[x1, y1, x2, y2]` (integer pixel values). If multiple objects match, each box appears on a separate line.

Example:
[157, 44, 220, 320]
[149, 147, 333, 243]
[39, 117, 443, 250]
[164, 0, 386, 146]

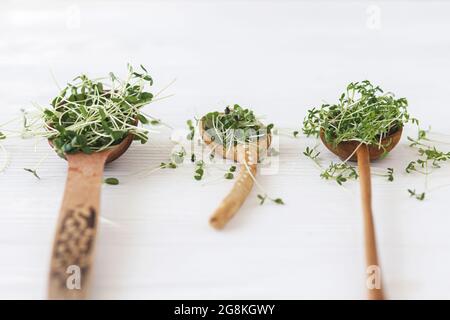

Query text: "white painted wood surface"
[1, 0, 450, 299]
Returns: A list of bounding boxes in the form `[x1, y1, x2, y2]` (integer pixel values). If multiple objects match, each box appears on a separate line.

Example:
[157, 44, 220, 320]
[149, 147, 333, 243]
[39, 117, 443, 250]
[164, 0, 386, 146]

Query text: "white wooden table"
[1, 0, 450, 299]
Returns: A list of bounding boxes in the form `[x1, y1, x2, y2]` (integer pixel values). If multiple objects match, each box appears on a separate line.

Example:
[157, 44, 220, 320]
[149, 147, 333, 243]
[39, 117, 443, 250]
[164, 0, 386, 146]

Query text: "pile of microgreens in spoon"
[301, 80, 450, 199]
[0, 64, 163, 181]
[302, 80, 410, 183]
[161, 104, 283, 207]
[41, 64, 155, 157]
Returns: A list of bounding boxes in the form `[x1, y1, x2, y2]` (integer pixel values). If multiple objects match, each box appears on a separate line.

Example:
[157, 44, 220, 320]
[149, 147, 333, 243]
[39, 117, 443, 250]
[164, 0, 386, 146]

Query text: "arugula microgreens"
[302, 81, 413, 185]
[39, 64, 155, 158]
[405, 128, 450, 200]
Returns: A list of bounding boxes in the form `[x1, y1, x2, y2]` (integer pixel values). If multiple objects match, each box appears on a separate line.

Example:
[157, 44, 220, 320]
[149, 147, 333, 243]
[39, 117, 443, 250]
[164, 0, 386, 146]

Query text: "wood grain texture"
[356, 145, 384, 300]
[209, 163, 258, 229]
[48, 152, 106, 299]
[48, 134, 133, 299]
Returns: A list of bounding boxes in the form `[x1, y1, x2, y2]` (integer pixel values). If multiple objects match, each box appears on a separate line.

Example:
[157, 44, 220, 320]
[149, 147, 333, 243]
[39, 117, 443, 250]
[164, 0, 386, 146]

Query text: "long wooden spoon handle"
[209, 163, 257, 229]
[48, 152, 107, 299]
[356, 145, 384, 300]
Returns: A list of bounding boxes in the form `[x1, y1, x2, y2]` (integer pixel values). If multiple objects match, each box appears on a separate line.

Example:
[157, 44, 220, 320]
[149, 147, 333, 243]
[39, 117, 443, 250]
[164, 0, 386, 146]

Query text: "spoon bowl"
[198, 117, 272, 164]
[320, 127, 403, 161]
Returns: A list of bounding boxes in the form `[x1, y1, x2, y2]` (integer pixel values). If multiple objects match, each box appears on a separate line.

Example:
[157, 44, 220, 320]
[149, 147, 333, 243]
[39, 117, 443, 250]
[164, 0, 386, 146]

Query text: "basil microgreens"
[41, 64, 154, 158]
[303, 80, 414, 149]
[104, 177, 119, 185]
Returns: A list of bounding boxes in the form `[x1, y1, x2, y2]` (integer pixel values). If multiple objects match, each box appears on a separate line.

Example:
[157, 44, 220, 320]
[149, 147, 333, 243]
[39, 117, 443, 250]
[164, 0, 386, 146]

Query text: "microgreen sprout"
[257, 194, 284, 205]
[186, 119, 195, 140]
[320, 162, 358, 185]
[199, 105, 280, 204]
[386, 168, 394, 182]
[408, 189, 425, 201]
[23, 168, 40, 180]
[36, 64, 155, 158]
[201, 104, 272, 148]
[160, 162, 177, 169]
[406, 127, 450, 200]
[303, 146, 321, 164]
[224, 165, 236, 180]
[194, 160, 205, 180]
[104, 177, 119, 185]
[303, 80, 413, 149]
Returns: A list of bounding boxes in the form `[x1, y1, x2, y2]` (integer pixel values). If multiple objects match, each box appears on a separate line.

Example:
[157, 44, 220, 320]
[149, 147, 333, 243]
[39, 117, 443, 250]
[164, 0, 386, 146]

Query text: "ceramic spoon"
[320, 127, 402, 300]
[199, 117, 271, 229]
[48, 133, 134, 299]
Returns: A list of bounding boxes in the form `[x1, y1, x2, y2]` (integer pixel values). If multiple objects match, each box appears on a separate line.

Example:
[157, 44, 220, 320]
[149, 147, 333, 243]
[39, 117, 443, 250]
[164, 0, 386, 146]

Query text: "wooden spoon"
[199, 117, 271, 229]
[320, 127, 402, 300]
[47, 133, 134, 299]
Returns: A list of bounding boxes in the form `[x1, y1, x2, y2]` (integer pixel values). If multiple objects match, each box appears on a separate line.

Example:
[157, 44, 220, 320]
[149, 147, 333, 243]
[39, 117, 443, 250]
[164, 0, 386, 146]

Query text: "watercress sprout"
[303, 80, 413, 150]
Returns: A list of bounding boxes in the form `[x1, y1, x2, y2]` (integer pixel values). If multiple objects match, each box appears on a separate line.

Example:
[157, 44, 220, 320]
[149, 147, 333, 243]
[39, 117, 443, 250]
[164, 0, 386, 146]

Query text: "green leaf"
[104, 177, 119, 185]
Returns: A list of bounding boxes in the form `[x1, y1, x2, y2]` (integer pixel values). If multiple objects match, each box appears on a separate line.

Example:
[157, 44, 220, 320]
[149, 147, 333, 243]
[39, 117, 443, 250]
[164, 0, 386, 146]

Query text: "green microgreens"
[320, 162, 358, 185]
[104, 177, 119, 185]
[385, 168, 394, 182]
[257, 194, 284, 205]
[405, 127, 450, 200]
[224, 165, 236, 180]
[34, 64, 155, 158]
[197, 105, 281, 204]
[303, 80, 413, 150]
[194, 160, 205, 180]
[303, 146, 320, 164]
[201, 104, 272, 149]
[23, 168, 40, 180]
[186, 119, 195, 140]
[160, 162, 177, 169]
[408, 189, 425, 201]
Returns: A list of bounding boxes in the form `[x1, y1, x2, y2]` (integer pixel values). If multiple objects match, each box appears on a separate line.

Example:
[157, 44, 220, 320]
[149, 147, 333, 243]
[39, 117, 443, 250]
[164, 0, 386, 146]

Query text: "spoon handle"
[209, 163, 257, 229]
[48, 152, 107, 299]
[356, 145, 384, 300]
